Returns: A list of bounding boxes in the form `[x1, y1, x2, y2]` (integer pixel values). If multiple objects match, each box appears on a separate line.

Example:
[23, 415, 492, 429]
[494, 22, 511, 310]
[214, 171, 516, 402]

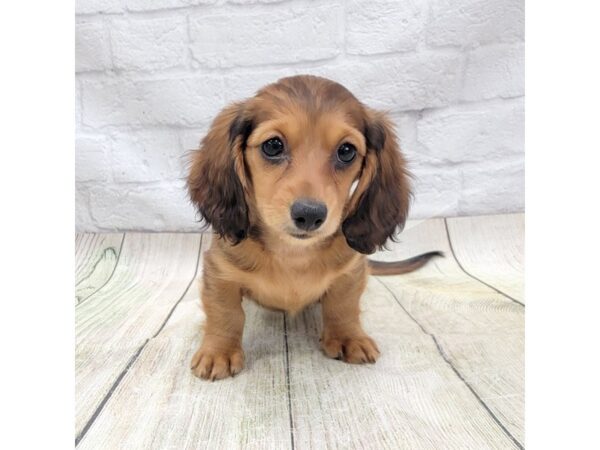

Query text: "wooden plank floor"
[75, 214, 524, 449]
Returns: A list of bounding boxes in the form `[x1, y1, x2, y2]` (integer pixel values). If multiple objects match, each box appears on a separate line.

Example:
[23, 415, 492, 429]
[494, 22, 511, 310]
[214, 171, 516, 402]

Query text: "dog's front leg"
[320, 265, 380, 364]
[190, 275, 245, 380]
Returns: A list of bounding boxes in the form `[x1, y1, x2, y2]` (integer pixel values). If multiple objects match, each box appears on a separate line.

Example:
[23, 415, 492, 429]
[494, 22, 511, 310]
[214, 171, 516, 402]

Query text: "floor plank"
[75, 215, 524, 448]
[77, 234, 292, 450]
[75, 233, 124, 303]
[370, 217, 524, 445]
[75, 233, 202, 440]
[446, 214, 524, 303]
[286, 282, 520, 449]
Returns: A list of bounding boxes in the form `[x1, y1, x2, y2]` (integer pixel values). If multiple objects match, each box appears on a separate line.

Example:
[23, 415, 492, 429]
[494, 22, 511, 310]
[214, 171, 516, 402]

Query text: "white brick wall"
[75, 0, 524, 232]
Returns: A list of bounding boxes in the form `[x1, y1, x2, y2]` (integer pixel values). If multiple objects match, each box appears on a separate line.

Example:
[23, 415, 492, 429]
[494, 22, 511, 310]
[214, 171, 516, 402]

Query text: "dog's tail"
[368, 251, 443, 276]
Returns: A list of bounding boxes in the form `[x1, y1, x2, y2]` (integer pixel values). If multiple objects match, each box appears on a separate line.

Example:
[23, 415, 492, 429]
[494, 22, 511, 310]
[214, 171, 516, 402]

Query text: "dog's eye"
[337, 143, 357, 164]
[261, 137, 285, 158]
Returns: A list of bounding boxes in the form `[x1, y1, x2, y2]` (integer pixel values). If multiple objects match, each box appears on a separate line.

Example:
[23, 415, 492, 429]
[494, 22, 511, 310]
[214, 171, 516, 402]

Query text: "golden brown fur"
[187, 75, 439, 380]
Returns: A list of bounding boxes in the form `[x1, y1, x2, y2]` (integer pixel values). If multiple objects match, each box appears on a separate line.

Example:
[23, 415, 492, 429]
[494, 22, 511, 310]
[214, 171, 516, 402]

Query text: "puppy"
[187, 75, 440, 380]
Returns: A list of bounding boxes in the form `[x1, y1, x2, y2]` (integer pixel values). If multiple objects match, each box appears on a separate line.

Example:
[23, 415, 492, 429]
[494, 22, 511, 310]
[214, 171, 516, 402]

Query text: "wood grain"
[75, 215, 524, 448]
[286, 279, 521, 448]
[75, 233, 201, 439]
[75, 233, 124, 303]
[370, 218, 524, 445]
[77, 234, 292, 450]
[446, 214, 524, 303]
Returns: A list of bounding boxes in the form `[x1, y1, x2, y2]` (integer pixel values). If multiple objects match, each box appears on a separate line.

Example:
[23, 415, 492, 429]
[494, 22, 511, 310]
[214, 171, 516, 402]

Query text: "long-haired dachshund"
[187, 75, 440, 380]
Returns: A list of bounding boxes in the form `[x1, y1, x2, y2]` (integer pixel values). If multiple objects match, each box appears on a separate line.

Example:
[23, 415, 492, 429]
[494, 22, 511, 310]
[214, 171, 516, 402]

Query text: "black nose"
[290, 199, 328, 231]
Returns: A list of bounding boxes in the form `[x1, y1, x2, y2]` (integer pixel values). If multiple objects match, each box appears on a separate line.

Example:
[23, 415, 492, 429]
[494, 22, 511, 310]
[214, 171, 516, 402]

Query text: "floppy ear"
[342, 109, 411, 254]
[187, 102, 253, 244]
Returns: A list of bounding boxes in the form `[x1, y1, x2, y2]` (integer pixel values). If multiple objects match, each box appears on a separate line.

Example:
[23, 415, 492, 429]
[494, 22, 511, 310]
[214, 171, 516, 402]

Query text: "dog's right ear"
[342, 108, 411, 254]
[187, 102, 253, 244]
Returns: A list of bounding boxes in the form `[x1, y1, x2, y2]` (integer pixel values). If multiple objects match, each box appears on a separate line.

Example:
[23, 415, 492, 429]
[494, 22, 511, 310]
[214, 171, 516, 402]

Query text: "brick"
[228, 0, 290, 4]
[346, 0, 425, 55]
[110, 16, 188, 71]
[75, 81, 83, 125]
[81, 75, 224, 127]
[76, 186, 94, 231]
[89, 181, 199, 230]
[76, 135, 111, 182]
[189, 3, 343, 68]
[224, 55, 462, 115]
[426, 0, 524, 47]
[223, 68, 298, 102]
[76, 21, 111, 72]
[111, 130, 183, 182]
[125, 0, 215, 12]
[416, 98, 524, 164]
[457, 155, 524, 215]
[462, 43, 524, 101]
[389, 111, 452, 182]
[76, 0, 123, 14]
[391, 112, 419, 163]
[74, 0, 526, 231]
[408, 165, 461, 219]
[178, 127, 209, 153]
[314, 51, 463, 112]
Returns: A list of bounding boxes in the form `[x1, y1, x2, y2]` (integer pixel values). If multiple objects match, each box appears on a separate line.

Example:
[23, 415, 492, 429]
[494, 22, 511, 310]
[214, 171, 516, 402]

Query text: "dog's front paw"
[190, 344, 244, 380]
[321, 334, 380, 364]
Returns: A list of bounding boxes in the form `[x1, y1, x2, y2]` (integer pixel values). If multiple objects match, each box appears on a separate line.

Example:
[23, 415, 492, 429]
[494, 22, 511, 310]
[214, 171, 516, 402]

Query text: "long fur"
[187, 103, 250, 243]
[186, 75, 442, 380]
[342, 110, 411, 254]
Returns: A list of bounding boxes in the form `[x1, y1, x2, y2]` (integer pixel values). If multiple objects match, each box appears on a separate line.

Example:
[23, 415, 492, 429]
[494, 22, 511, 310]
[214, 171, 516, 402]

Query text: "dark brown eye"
[337, 143, 357, 164]
[261, 137, 284, 158]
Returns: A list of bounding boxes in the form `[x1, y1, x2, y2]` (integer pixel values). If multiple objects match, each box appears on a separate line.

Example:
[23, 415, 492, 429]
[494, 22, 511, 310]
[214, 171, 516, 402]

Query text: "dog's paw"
[190, 345, 244, 381]
[321, 334, 380, 364]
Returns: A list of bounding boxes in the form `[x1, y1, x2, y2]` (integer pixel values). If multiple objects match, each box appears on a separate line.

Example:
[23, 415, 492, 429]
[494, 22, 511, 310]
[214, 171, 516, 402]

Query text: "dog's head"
[188, 75, 411, 254]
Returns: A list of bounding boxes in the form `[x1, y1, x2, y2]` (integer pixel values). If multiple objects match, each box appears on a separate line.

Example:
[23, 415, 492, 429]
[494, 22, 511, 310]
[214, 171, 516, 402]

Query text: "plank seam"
[77, 233, 126, 306]
[75, 235, 203, 447]
[443, 218, 525, 307]
[374, 277, 524, 450]
[283, 313, 296, 450]
[75, 343, 145, 446]
[152, 234, 203, 339]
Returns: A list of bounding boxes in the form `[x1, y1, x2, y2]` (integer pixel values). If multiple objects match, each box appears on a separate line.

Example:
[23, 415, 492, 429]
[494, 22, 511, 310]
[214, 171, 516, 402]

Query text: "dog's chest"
[241, 254, 337, 314]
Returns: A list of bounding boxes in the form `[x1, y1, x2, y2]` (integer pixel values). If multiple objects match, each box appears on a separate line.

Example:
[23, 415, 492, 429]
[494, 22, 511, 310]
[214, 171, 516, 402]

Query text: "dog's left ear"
[342, 108, 411, 254]
[187, 102, 253, 244]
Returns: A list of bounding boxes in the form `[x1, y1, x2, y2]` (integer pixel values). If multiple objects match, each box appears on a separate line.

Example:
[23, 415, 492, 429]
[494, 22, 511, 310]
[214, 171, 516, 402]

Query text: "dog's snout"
[291, 199, 327, 232]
